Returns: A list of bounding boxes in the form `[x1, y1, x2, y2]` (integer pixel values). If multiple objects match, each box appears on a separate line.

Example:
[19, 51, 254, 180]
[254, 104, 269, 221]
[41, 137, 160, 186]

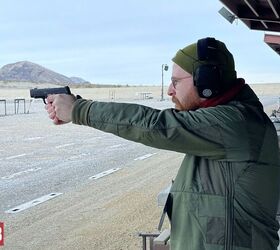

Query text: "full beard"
[172, 97, 199, 111]
[172, 97, 183, 111]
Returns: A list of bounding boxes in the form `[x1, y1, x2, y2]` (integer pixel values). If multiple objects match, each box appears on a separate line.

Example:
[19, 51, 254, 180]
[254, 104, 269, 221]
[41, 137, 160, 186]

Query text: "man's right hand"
[45, 94, 76, 125]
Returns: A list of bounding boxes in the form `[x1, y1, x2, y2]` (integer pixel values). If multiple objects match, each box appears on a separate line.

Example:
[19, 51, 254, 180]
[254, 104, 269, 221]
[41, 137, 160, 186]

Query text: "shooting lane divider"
[55, 143, 75, 149]
[5, 193, 63, 214]
[89, 168, 121, 180]
[6, 154, 27, 160]
[68, 153, 89, 160]
[134, 153, 157, 161]
[24, 136, 44, 141]
[1, 167, 42, 180]
[109, 144, 124, 148]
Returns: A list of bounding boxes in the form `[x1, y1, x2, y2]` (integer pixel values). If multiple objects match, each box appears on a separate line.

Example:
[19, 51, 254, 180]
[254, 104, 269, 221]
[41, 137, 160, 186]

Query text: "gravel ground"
[3, 151, 182, 250]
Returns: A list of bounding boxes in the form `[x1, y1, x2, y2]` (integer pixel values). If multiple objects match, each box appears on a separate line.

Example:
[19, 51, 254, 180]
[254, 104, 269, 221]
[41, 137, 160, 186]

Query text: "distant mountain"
[0, 61, 89, 85]
[70, 76, 89, 84]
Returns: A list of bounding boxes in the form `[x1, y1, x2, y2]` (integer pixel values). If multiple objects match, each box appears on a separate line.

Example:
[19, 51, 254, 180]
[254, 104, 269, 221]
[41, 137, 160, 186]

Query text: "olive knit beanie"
[172, 38, 237, 89]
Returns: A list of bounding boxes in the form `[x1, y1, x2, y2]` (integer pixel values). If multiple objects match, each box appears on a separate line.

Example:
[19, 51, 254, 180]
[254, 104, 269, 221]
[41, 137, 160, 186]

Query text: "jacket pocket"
[206, 217, 252, 249]
[206, 217, 225, 245]
[233, 218, 252, 248]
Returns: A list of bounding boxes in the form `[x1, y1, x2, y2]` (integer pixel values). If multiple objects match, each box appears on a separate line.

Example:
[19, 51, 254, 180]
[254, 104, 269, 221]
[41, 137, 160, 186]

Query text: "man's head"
[168, 37, 237, 111]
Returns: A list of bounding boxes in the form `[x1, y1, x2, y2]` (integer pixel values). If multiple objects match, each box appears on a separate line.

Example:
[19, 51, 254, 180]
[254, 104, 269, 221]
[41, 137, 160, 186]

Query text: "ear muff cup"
[193, 64, 221, 98]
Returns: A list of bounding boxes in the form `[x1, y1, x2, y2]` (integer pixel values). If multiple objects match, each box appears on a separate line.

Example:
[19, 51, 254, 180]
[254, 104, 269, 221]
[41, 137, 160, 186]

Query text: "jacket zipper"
[225, 162, 234, 250]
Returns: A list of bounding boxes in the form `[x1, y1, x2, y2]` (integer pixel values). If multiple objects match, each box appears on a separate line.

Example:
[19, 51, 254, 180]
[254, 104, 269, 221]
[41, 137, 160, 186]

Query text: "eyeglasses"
[171, 75, 192, 89]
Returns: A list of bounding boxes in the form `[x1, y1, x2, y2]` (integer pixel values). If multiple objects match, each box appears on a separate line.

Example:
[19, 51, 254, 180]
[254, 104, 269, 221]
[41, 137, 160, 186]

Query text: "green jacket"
[72, 85, 280, 250]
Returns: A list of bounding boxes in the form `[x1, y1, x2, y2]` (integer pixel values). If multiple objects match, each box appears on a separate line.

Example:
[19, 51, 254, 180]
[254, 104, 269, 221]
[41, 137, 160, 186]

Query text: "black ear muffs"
[194, 37, 222, 98]
[194, 64, 221, 98]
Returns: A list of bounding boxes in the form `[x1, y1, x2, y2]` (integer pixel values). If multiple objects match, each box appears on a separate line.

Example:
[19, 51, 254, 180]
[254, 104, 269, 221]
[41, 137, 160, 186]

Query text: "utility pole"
[161, 64, 168, 101]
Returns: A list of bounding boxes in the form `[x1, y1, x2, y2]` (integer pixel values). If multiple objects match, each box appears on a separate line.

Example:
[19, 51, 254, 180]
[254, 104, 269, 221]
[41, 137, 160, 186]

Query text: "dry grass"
[0, 84, 163, 100]
[0, 83, 279, 100]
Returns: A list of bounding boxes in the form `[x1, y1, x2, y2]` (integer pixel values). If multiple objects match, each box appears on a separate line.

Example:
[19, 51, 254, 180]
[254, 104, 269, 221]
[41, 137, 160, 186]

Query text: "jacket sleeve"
[71, 99, 228, 159]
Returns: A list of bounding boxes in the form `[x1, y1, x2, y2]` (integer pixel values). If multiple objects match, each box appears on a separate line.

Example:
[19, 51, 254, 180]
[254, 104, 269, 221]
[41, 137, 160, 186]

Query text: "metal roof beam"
[250, 21, 280, 31]
[238, 14, 280, 23]
[243, 0, 259, 16]
[243, 0, 269, 28]
[266, 0, 280, 18]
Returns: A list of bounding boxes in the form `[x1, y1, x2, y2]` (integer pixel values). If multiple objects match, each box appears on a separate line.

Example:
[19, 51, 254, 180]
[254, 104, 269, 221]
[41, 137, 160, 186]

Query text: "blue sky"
[1, 0, 280, 85]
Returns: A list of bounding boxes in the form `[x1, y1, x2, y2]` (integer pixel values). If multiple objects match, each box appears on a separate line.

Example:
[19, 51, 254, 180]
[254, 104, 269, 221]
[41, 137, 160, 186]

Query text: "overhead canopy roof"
[220, 0, 280, 56]
[219, 0, 280, 32]
[264, 33, 280, 55]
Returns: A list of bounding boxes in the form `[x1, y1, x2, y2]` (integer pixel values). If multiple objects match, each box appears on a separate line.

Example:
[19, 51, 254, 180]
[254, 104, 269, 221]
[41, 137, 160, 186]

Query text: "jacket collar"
[199, 78, 246, 108]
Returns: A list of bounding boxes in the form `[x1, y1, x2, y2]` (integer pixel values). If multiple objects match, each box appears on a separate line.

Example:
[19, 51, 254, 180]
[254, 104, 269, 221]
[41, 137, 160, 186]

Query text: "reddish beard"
[172, 97, 182, 110]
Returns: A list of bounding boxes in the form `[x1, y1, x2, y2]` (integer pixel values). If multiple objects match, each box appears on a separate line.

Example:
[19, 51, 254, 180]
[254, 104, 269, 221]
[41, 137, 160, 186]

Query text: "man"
[46, 37, 280, 250]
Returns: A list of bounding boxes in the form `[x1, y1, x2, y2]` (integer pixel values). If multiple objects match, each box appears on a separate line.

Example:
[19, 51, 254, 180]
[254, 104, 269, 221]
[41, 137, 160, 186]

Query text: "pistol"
[30, 86, 71, 104]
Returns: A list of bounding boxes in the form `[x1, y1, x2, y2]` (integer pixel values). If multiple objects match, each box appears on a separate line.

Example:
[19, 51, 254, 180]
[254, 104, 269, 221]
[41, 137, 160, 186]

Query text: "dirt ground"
[4, 151, 183, 250]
